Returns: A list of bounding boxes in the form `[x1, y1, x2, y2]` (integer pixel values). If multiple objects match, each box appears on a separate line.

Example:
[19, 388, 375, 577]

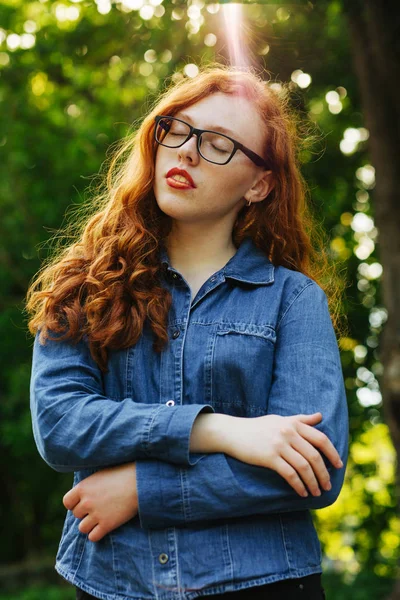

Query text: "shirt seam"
[276, 281, 315, 331]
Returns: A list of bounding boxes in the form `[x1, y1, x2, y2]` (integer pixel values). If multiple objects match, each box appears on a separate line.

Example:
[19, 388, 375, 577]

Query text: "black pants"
[75, 573, 326, 599]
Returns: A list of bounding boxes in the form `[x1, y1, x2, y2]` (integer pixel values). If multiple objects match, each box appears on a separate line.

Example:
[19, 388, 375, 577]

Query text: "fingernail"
[325, 482, 332, 490]
[338, 460, 343, 467]
[314, 489, 321, 496]
[302, 491, 308, 497]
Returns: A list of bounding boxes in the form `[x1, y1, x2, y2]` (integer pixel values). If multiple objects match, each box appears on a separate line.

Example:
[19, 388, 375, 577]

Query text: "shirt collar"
[160, 236, 274, 285]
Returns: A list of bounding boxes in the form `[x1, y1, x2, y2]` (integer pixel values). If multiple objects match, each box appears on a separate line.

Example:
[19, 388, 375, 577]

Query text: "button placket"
[149, 530, 179, 594]
[190, 274, 225, 310]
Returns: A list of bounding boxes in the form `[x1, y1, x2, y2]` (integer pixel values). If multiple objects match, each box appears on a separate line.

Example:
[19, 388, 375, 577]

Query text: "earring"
[246, 199, 252, 207]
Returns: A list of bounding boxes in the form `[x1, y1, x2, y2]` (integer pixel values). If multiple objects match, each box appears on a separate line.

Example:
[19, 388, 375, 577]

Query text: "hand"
[63, 462, 138, 542]
[225, 412, 343, 497]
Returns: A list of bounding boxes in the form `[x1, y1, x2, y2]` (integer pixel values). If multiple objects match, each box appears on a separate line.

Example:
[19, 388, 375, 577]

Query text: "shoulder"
[272, 265, 328, 327]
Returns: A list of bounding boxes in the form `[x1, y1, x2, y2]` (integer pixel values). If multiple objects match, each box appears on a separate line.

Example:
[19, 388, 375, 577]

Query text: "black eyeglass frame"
[154, 115, 270, 169]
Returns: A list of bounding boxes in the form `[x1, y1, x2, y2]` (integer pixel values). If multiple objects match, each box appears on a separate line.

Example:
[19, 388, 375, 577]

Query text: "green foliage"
[0, 587, 74, 600]
[323, 571, 395, 599]
[0, 0, 391, 586]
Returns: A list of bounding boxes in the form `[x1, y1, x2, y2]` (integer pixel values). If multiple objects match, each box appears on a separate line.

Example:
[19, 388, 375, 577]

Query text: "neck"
[165, 222, 238, 274]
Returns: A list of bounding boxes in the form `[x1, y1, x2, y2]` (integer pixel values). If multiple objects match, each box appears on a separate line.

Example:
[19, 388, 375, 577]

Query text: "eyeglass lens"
[156, 118, 235, 164]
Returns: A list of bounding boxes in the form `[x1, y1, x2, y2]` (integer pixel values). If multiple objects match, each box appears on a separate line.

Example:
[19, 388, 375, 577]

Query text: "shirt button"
[172, 329, 180, 339]
[159, 553, 169, 564]
[210, 276, 216, 282]
[166, 400, 175, 407]
[172, 273, 179, 279]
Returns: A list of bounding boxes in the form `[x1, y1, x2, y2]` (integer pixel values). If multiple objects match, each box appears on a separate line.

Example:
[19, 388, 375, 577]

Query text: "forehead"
[174, 93, 263, 143]
[174, 112, 236, 138]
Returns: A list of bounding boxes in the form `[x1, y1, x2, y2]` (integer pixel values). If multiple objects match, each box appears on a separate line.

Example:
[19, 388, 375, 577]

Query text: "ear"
[244, 170, 275, 204]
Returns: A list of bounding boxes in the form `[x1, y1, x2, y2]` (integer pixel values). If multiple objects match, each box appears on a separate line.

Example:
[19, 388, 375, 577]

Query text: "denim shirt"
[30, 236, 349, 600]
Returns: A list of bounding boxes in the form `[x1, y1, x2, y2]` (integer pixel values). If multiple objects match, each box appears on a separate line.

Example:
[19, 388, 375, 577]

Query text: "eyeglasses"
[154, 115, 270, 168]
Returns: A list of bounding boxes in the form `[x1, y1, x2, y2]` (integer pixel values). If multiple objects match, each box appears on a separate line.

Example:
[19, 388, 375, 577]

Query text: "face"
[153, 92, 273, 226]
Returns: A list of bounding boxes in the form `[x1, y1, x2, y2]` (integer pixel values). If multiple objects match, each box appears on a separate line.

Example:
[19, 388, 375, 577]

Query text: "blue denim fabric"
[30, 236, 349, 600]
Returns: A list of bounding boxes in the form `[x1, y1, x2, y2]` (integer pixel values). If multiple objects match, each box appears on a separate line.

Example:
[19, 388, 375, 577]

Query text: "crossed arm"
[63, 408, 346, 541]
[31, 282, 349, 541]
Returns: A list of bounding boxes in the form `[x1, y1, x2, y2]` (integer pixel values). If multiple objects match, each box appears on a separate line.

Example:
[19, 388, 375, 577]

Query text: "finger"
[78, 514, 98, 535]
[72, 504, 89, 519]
[88, 524, 106, 543]
[72, 501, 92, 519]
[63, 487, 81, 510]
[290, 436, 331, 492]
[273, 456, 309, 497]
[280, 445, 321, 496]
[297, 421, 343, 468]
[296, 413, 322, 423]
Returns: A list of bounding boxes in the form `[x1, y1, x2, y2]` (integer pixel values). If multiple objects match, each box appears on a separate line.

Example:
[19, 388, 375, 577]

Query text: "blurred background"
[1, 0, 400, 598]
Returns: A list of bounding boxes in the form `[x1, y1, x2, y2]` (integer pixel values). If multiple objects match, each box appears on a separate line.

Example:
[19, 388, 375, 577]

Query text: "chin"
[156, 201, 202, 223]
[154, 196, 184, 217]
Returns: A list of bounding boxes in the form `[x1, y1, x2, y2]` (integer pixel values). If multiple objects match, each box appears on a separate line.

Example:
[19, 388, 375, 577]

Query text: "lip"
[166, 177, 194, 190]
[166, 167, 196, 188]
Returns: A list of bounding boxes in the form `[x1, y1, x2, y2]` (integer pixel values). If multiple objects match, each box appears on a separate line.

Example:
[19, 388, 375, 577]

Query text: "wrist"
[190, 413, 237, 454]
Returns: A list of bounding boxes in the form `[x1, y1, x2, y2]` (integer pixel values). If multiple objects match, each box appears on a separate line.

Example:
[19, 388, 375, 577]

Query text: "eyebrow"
[175, 112, 237, 138]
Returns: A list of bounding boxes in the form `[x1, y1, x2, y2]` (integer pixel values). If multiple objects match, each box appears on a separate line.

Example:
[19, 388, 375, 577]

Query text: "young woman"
[27, 65, 349, 600]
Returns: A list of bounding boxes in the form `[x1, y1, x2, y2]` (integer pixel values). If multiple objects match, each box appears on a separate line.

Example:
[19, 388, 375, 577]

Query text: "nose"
[177, 132, 201, 163]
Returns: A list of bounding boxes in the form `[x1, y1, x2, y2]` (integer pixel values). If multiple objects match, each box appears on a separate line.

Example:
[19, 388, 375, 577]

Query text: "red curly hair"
[25, 64, 345, 373]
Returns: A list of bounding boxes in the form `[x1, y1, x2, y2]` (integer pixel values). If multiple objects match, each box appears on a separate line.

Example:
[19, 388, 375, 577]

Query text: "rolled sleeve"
[30, 331, 214, 473]
[146, 403, 215, 466]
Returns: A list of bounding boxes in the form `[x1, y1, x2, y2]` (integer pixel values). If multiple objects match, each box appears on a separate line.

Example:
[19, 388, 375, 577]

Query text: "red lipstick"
[166, 167, 196, 188]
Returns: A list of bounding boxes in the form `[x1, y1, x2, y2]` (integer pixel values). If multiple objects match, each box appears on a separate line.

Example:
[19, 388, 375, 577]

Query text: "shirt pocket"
[209, 322, 276, 417]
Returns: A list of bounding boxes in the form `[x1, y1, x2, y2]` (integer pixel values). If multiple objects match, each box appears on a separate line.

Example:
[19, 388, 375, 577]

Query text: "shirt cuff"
[143, 403, 215, 466]
[136, 459, 183, 529]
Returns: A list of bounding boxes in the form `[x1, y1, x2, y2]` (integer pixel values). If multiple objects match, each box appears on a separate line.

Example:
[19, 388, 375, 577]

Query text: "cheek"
[153, 161, 166, 194]
[217, 169, 251, 200]
[154, 148, 166, 175]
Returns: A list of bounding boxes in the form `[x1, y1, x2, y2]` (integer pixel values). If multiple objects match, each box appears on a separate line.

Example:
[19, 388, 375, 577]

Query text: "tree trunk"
[342, 0, 400, 596]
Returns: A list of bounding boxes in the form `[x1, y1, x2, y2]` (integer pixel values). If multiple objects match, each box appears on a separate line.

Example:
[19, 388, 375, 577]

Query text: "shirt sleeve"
[135, 281, 349, 529]
[30, 330, 214, 473]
